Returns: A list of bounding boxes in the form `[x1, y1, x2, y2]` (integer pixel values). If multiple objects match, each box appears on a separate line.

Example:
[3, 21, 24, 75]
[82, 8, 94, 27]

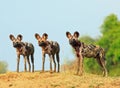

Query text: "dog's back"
[81, 42, 104, 58]
[24, 42, 34, 55]
[49, 41, 60, 55]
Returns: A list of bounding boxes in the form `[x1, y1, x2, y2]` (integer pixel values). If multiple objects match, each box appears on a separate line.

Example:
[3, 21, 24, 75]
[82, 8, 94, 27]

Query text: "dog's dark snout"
[39, 41, 47, 46]
[13, 42, 17, 47]
[13, 42, 22, 48]
[69, 39, 78, 47]
[69, 39, 75, 44]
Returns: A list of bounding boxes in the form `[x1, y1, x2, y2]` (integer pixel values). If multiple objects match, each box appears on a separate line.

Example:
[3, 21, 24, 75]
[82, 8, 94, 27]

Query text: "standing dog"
[35, 33, 60, 73]
[66, 31, 107, 76]
[9, 34, 34, 72]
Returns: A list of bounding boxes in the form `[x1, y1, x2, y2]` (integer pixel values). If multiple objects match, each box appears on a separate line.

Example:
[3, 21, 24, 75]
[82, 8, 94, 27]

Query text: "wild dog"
[66, 31, 107, 77]
[9, 34, 34, 72]
[35, 33, 60, 73]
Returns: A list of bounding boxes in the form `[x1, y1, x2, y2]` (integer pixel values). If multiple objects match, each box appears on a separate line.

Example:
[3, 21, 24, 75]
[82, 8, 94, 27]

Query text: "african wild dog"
[66, 31, 108, 77]
[9, 34, 34, 72]
[35, 33, 60, 73]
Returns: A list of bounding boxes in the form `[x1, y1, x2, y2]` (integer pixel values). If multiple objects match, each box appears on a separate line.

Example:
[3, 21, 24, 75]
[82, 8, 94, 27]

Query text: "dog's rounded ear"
[35, 33, 41, 40]
[9, 34, 15, 41]
[42, 33, 48, 40]
[17, 34, 23, 41]
[74, 31, 79, 38]
[66, 31, 71, 38]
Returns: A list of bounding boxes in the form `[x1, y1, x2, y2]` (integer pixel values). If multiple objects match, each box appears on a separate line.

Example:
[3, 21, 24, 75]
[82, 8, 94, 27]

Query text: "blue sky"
[0, 0, 120, 71]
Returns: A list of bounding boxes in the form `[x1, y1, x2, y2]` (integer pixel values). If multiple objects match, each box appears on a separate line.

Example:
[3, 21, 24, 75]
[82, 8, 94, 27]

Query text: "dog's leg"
[97, 49, 107, 77]
[49, 54, 53, 73]
[79, 55, 83, 76]
[27, 56, 31, 72]
[76, 57, 80, 75]
[31, 54, 34, 72]
[103, 65, 108, 77]
[96, 57, 108, 77]
[17, 55, 20, 72]
[78, 47, 83, 76]
[102, 63, 108, 77]
[24, 56, 27, 72]
[42, 53, 45, 72]
[56, 53, 60, 72]
[52, 55, 56, 72]
[100, 58, 108, 77]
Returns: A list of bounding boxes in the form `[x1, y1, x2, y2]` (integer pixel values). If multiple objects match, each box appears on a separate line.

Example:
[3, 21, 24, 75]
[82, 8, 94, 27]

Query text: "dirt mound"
[0, 71, 120, 88]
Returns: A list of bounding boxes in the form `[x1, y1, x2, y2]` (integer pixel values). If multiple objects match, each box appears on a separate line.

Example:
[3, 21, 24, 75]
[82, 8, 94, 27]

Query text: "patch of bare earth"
[0, 71, 120, 88]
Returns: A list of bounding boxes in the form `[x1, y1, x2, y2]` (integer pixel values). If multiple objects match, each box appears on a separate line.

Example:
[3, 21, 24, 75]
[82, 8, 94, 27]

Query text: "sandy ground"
[0, 71, 120, 88]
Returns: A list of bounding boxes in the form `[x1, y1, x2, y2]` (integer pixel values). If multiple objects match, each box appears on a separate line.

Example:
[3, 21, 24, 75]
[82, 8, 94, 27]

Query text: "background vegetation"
[0, 61, 8, 74]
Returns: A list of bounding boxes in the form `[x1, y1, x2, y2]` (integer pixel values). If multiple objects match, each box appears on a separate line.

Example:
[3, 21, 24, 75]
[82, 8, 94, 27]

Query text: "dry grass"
[0, 71, 120, 88]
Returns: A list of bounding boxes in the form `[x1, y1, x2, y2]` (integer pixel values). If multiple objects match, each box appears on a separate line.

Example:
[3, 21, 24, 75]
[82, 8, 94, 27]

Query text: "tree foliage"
[98, 14, 120, 76]
[101, 14, 119, 34]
